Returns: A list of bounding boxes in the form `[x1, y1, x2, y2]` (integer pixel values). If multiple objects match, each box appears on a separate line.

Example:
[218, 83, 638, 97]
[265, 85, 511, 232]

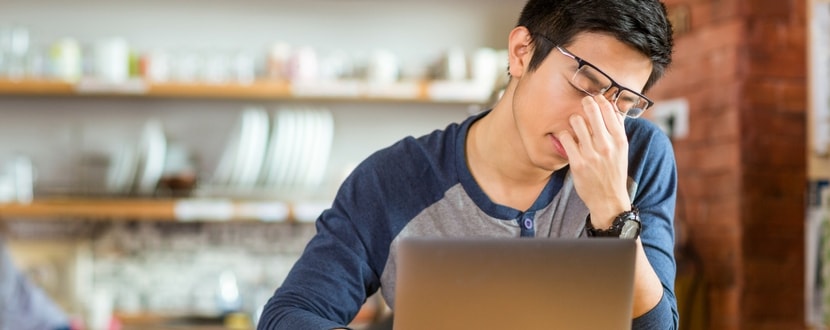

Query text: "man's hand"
[556, 95, 631, 227]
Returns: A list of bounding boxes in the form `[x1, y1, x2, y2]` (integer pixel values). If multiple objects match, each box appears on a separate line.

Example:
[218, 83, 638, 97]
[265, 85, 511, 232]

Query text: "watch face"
[619, 220, 640, 239]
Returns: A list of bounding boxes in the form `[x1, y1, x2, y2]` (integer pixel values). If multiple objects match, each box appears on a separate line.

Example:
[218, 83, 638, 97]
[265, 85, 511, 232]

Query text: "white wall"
[0, 0, 525, 198]
[1, 0, 529, 318]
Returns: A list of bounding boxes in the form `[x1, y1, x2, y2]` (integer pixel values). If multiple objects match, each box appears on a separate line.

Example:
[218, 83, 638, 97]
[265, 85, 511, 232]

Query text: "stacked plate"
[210, 107, 335, 197]
[260, 107, 334, 193]
[212, 107, 270, 190]
[105, 119, 167, 195]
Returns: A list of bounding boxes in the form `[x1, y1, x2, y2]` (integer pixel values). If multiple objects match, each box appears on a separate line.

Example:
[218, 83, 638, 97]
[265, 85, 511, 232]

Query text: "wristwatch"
[585, 206, 641, 239]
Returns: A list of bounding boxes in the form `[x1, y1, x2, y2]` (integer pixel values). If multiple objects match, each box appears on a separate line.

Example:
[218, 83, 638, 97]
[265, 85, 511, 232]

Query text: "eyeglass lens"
[571, 65, 648, 117]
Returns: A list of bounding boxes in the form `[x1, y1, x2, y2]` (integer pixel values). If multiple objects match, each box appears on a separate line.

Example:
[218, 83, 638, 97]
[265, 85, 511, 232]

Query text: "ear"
[507, 26, 533, 78]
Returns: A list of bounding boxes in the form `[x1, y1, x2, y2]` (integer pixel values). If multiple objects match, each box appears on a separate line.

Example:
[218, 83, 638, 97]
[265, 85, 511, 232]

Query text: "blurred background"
[0, 0, 824, 329]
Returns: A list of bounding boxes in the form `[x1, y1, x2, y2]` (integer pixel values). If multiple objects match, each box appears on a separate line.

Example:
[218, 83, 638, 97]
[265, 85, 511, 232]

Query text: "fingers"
[569, 111, 592, 152]
[565, 95, 628, 156]
[595, 95, 626, 138]
[581, 96, 607, 141]
[557, 130, 579, 163]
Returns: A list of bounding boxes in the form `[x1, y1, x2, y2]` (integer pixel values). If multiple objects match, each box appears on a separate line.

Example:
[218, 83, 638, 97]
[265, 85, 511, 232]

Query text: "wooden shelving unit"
[0, 197, 318, 223]
[0, 78, 484, 224]
[0, 198, 176, 220]
[0, 78, 482, 104]
[0, 78, 75, 95]
[147, 80, 293, 100]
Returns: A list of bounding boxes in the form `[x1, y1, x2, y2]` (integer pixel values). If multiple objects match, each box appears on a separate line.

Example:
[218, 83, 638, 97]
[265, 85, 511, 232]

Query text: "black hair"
[517, 0, 674, 92]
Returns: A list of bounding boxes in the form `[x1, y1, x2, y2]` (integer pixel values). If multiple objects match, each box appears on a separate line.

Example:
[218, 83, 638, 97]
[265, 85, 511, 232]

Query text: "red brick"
[676, 145, 742, 176]
[739, 104, 806, 140]
[746, 0, 795, 18]
[651, 47, 742, 98]
[741, 222, 804, 259]
[688, 0, 744, 30]
[692, 141, 742, 173]
[694, 237, 742, 286]
[742, 79, 808, 113]
[677, 104, 741, 146]
[709, 287, 743, 329]
[672, 19, 745, 65]
[746, 20, 807, 51]
[741, 134, 806, 168]
[705, 107, 741, 142]
[652, 0, 809, 327]
[678, 170, 741, 203]
[742, 170, 807, 201]
[742, 321, 807, 330]
[742, 258, 802, 290]
[678, 196, 705, 227]
[745, 47, 806, 79]
[792, 0, 807, 23]
[692, 82, 742, 114]
[708, 194, 743, 220]
[706, 171, 743, 198]
[743, 281, 804, 317]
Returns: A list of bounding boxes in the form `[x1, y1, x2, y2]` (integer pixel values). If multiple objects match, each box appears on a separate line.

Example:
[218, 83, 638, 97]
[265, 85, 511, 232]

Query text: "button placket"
[518, 212, 536, 237]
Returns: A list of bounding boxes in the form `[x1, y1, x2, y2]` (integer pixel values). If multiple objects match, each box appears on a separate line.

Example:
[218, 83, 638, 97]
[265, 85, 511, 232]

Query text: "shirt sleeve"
[627, 119, 680, 330]
[257, 153, 399, 329]
[257, 206, 379, 329]
[257, 134, 449, 330]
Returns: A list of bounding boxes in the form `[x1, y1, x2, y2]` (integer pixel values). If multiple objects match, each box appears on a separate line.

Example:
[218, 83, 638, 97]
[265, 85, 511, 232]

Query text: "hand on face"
[556, 95, 631, 226]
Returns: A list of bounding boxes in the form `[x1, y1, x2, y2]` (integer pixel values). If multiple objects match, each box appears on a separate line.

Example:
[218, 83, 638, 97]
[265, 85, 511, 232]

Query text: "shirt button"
[523, 218, 533, 229]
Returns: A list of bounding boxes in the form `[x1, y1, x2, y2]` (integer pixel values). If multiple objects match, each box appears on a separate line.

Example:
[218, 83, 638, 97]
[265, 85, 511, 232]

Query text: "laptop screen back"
[393, 238, 636, 330]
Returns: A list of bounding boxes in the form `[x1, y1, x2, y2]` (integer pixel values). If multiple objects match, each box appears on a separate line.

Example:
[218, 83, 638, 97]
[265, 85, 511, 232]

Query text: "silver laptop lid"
[394, 238, 636, 330]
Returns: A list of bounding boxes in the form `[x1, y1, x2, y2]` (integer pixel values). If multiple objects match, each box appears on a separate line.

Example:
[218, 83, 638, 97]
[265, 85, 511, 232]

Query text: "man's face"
[510, 32, 654, 171]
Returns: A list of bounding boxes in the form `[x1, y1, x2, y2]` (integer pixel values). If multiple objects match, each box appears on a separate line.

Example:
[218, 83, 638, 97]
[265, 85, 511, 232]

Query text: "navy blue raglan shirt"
[258, 111, 679, 329]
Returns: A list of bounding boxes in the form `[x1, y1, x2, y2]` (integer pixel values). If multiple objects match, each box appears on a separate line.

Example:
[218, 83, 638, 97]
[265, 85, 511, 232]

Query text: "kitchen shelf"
[0, 78, 76, 95]
[0, 78, 488, 104]
[0, 197, 323, 223]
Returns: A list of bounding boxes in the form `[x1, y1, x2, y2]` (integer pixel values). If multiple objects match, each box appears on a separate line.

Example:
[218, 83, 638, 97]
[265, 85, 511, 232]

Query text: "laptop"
[393, 238, 636, 330]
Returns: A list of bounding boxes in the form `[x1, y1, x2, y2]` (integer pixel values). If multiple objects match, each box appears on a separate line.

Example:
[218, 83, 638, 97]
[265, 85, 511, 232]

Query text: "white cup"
[471, 48, 498, 84]
[50, 38, 82, 81]
[367, 49, 399, 85]
[95, 37, 130, 82]
[288, 46, 319, 82]
[0, 173, 14, 203]
[445, 48, 468, 81]
[88, 288, 113, 330]
[267, 42, 292, 80]
[11, 155, 33, 203]
[145, 49, 170, 82]
[232, 51, 256, 84]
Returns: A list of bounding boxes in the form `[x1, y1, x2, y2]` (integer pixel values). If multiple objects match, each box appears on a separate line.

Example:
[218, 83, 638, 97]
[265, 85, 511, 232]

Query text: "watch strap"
[585, 206, 640, 239]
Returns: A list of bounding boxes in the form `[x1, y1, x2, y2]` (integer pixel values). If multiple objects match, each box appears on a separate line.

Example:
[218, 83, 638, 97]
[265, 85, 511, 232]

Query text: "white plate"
[261, 108, 286, 187]
[298, 107, 322, 190]
[281, 108, 308, 190]
[268, 109, 297, 190]
[105, 145, 138, 194]
[304, 109, 334, 190]
[212, 114, 243, 187]
[231, 107, 269, 189]
[296, 109, 318, 190]
[135, 119, 167, 195]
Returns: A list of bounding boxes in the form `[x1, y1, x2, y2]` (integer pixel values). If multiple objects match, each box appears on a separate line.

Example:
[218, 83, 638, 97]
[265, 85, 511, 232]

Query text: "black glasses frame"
[532, 34, 654, 117]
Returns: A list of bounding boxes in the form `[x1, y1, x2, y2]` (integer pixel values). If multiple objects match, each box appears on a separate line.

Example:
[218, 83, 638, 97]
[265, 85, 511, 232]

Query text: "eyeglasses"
[542, 40, 654, 118]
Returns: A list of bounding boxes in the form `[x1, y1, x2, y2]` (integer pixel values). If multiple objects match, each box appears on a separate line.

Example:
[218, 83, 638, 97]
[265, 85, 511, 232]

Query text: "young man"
[259, 0, 678, 329]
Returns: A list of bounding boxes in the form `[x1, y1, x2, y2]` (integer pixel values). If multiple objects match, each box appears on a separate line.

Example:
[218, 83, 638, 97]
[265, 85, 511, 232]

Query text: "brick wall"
[649, 0, 807, 328]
